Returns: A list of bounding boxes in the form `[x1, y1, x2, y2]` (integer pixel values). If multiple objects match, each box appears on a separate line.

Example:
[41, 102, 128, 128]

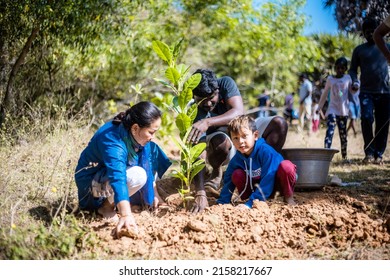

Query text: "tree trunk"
[0, 33, 7, 105]
[0, 25, 40, 126]
[271, 67, 276, 94]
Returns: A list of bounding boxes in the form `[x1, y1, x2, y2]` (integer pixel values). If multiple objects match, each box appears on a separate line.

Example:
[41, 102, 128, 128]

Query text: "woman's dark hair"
[112, 101, 161, 130]
[192, 69, 219, 98]
[335, 57, 348, 68]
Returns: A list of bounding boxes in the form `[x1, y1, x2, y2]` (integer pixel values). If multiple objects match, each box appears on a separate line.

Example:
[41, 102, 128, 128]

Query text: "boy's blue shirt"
[217, 138, 283, 208]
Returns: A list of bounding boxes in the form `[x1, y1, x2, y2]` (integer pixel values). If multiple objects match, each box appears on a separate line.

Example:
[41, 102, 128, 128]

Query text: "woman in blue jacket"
[217, 115, 296, 208]
[75, 101, 171, 237]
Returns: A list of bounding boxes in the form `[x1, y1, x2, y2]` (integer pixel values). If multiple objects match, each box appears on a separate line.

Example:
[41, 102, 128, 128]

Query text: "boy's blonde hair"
[227, 115, 257, 136]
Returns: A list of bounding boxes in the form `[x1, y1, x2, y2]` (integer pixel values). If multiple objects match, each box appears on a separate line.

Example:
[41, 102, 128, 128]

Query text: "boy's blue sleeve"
[217, 162, 236, 204]
[245, 146, 278, 208]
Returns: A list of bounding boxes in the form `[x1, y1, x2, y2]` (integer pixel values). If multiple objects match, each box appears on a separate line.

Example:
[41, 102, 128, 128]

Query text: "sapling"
[152, 39, 205, 207]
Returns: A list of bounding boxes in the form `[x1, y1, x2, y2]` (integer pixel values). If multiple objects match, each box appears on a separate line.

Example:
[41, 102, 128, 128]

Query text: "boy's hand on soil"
[236, 204, 250, 210]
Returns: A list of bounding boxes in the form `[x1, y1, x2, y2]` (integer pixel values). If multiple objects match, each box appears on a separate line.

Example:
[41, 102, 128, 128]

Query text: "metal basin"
[281, 148, 339, 190]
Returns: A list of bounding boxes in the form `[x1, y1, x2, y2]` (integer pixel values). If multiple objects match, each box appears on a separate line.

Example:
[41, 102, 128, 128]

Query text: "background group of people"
[74, 16, 389, 237]
[275, 18, 389, 164]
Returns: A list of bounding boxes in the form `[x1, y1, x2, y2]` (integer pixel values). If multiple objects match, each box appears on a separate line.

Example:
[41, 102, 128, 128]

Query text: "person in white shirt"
[317, 57, 359, 162]
[298, 73, 313, 131]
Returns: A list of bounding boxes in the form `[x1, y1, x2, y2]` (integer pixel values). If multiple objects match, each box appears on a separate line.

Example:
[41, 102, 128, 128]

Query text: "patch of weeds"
[0, 214, 98, 260]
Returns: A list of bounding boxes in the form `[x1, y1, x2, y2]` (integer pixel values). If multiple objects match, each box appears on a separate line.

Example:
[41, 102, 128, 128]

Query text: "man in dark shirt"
[187, 69, 288, 213]
[349, 18, 390, 165]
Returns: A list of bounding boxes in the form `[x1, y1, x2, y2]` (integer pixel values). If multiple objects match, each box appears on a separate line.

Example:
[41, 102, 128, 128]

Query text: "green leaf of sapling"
[152, 40, 172, 64]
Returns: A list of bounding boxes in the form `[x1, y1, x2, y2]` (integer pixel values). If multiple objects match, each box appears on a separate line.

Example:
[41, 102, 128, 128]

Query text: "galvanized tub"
[281, 148, 339, 190]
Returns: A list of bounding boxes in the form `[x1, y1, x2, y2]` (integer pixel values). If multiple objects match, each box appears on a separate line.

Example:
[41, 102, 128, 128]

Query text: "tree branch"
[0, 25, 40, 125]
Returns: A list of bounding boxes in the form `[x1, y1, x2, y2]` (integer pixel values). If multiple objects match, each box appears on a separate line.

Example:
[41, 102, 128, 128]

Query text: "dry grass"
[0, 112, 97, 259]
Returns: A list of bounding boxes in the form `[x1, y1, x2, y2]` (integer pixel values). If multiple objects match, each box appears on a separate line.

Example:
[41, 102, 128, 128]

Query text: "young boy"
[217, 115, 297, 208]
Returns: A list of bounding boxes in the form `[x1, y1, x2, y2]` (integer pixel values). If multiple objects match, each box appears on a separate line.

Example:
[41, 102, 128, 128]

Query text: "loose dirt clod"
[118, 228, 139, 239]
[187, 220, 209, 232]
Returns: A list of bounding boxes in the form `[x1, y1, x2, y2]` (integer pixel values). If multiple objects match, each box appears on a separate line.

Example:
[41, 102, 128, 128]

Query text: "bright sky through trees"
[255, 0, 338, 35]
[303, 0, 338, 35]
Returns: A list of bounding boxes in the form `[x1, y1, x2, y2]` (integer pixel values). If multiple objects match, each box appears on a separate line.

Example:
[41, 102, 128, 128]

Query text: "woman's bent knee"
[126, 166, 147, 190]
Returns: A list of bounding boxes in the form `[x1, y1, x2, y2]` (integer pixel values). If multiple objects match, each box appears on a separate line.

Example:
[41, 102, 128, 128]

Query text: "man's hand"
[190, 190, 209, 214]
[187, 119, 209, 144]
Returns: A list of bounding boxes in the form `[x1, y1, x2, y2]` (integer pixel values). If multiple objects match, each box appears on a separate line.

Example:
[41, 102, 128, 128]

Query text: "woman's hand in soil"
[112, 213, 138, 239]
[153, 195, 167, 209]
[191, 190, 209, 214]
[112, 201, 138, 239]
[153, 182, 168, 209]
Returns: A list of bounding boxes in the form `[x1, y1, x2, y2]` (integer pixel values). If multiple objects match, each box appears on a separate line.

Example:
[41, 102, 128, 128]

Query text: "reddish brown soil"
[88, 127, 390, 260]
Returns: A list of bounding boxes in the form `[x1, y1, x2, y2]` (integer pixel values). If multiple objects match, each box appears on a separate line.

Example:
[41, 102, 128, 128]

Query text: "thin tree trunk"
[0, 25, 40, 126]
[271, 67, 276, 94]
[0, 35, 7, 102]
[0, 2, 6, 97]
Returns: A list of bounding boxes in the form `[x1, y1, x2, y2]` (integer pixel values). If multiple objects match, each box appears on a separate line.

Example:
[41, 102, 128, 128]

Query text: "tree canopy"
[324, 0, 390, 33]
[0, 0, 369, 132]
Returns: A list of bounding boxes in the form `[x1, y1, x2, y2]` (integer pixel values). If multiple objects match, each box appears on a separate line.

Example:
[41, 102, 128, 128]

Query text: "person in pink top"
[311, 98, 320, 133]
[317, 57, 360, 161]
